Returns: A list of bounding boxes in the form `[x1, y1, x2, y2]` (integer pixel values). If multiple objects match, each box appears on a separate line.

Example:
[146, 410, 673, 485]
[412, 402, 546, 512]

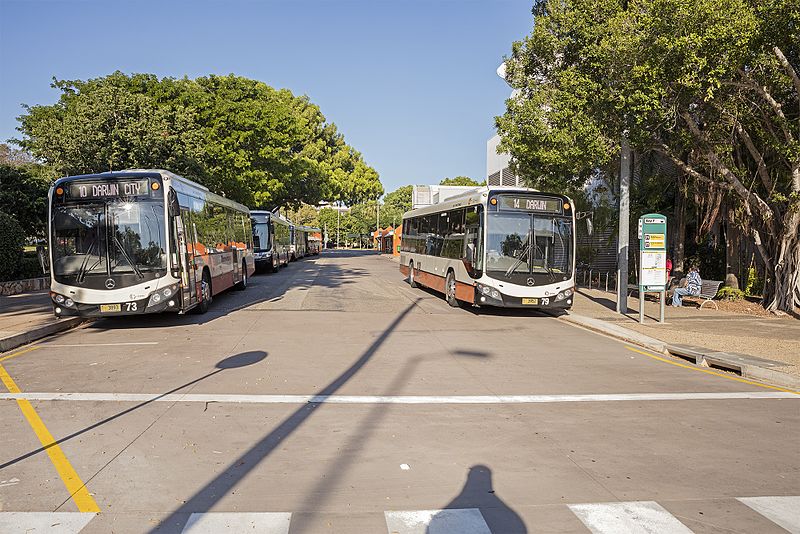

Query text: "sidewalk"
[0, 291, 83, 352]
[570, 288, 800, 379]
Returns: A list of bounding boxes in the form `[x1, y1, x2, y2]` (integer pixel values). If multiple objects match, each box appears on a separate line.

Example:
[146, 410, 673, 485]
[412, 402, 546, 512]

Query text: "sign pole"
[616, 137, 631, 314]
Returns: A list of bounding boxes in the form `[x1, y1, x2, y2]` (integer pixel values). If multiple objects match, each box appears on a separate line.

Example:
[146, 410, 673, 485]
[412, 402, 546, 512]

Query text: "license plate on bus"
[100, 304, 121, 313]
[522, 298, 539, 305]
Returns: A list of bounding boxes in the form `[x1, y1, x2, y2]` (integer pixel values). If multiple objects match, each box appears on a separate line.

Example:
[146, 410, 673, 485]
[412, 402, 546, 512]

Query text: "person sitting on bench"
[672, 264, 701, 307]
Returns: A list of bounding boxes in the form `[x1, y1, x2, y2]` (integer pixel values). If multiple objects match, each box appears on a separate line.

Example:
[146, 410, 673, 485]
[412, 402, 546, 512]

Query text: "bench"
[684, 280, 724, 309]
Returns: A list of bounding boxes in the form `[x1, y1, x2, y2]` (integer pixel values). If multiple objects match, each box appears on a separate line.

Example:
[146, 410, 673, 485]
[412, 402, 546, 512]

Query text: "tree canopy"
[497, 0, 799, 311]
[383, 185, 413, 213]
[15, 72, 383, 209]
[439, 176, 484, 186]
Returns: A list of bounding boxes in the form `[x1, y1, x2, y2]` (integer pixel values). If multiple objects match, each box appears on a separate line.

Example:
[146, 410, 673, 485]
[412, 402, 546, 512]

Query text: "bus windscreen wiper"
[112, 234, 144, 279]
[76, 238, 99, 283]
[533, 243, 557, 281]
[505, 233, 532, 277]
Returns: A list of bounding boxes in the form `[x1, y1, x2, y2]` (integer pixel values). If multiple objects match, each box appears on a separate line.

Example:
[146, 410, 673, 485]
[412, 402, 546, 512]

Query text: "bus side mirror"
[168, 189, 180, 218]
[36, 245, 50, 275]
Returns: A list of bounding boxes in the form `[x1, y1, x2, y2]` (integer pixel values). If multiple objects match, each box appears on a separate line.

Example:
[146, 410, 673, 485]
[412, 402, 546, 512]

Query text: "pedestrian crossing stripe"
[182, 512, 292, 533]
[568, 501, 693, 533]
[737, 496, 800, 534]
[385, 508, 491, 534]
[0, 512, 96, 534]
[0, 497, 798, 533]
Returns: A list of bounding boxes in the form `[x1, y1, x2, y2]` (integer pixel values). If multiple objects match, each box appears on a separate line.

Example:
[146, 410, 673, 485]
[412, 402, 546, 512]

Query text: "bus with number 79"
[46, 169, 254, 317]
[400, 186, 575, 309]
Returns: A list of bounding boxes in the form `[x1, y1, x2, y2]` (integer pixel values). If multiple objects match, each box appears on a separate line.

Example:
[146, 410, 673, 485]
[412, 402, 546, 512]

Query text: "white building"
[487, 63, 523, 187]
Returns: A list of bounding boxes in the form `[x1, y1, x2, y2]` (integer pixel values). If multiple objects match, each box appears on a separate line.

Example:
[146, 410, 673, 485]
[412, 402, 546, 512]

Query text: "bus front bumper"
[474, 284, 574, 309]
[51, 286, 181, 317]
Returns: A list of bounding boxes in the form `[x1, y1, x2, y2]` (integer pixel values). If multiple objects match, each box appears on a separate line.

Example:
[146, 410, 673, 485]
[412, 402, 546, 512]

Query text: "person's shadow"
[426, 465, 527, 534]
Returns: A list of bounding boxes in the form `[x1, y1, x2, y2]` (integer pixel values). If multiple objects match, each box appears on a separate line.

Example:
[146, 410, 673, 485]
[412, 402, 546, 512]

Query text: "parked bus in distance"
[308, 230, 322, 255]
[400, 186, 575, 310]
[289, 224, 321, 259]
[251, 210, 291, 272]
[47, 169, 254, 317]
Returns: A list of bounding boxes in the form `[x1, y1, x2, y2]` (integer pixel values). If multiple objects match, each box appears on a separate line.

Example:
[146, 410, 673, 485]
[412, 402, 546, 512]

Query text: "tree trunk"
[763, 211, 800, 312]
[673, 177, 687, 273]
[724, 208, 740, 289]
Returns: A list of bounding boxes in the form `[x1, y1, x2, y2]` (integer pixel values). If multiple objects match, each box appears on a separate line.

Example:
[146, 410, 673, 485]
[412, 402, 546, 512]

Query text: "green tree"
[384, 185, 413, 213]
[285, 203, 320, 227]
[439, 176, 484, 186]
[15, 72, 383, 209]
[0, 211, 25, 281]
[498, 0, 800, 311]
[0, 163, 51, 237]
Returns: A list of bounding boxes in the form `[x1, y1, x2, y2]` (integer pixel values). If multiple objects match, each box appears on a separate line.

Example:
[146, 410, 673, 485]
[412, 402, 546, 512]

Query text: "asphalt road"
[1, 250, 798, 534]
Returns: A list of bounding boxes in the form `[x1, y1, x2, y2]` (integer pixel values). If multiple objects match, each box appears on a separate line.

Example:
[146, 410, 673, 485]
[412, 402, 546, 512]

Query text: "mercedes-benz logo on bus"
[526, 277, 535, 286]
[105, 278, 116, 289]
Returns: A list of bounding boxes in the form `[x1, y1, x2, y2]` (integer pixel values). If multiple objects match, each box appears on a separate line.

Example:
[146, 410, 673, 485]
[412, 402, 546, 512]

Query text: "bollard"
[605, 272, 609, 292]
[589, 270, 593, 289]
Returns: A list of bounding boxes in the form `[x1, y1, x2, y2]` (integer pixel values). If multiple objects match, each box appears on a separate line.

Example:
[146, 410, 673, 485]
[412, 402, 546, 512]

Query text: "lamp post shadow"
[427, 465, 527, 534]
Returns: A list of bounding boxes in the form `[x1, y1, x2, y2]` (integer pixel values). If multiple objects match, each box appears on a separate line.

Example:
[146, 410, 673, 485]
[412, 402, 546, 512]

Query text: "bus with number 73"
[46, 169, 254, 317]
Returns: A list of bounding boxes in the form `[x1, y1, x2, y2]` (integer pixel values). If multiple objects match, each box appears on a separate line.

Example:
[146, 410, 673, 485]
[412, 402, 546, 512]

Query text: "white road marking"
[0, 512, 96, 533]
[182, 512, 291, 533]
[0, 391, 795, 404]
[737, 496, 800, 533]
[569, 501, 693, 534]
[385, 509, 491, 534]
[42, 342, 159, 347]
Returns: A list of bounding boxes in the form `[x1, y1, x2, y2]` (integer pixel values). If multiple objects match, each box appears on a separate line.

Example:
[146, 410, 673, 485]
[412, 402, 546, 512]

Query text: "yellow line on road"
[0, 345, 39, 363]
[624, 346, 799, 395]
[0, 363, 100, 513]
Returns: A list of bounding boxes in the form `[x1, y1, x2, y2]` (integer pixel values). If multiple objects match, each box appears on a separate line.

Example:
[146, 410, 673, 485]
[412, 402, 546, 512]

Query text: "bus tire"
[445, 271, 461, 308]
[235, 260, 248, 290]
[408, 261, 418, 288]
[196, 270, 212, 314]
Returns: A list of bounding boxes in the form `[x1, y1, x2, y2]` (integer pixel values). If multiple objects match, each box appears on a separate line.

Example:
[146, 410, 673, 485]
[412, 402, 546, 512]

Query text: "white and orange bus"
[400, 186, 575, 310]
[46, 169, 254, 317]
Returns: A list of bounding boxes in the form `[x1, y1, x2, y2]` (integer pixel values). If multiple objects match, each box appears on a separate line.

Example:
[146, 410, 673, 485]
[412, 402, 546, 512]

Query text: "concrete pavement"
[0, 250, 798, 533]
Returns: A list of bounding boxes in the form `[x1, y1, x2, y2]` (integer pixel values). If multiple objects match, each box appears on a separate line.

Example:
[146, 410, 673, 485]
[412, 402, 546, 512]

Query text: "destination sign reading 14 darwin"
[497, 195, 563, 214]
[69, 180, 151, 199]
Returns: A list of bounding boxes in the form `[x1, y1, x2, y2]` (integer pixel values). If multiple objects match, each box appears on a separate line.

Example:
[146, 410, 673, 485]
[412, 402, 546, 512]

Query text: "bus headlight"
[64, 298, 75, 307]
[54, 294, 65, 304]
[151, 293, 162, 304]
[162, 287, 172, 298]
[481, 286, 491, 295]
[564, 288, 573, 297]
[491, 289, 500, 299]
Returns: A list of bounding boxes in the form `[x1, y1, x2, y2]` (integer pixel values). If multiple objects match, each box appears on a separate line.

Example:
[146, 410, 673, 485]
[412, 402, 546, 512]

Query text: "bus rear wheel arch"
[235, 260, 248, 290]
[408, 261, 418, 288]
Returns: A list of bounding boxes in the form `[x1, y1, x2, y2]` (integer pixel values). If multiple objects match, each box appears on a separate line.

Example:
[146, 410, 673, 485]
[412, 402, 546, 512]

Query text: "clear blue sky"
[0, 0, 533, 194]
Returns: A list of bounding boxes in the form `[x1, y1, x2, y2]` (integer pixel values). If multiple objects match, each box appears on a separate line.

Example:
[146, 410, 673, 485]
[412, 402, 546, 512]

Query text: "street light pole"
[617, 136, 631, 314]
[336, 201, 340, 248]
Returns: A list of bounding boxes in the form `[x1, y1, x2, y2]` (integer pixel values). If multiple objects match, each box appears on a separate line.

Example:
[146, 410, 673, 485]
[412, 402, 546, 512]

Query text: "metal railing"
[576, 268, 619, 293]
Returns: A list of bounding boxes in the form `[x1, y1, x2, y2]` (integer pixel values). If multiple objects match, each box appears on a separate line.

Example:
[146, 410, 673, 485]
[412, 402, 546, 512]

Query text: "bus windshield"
[485, 212, 573, 284]
[52, 199, 167, 284]
[252, 221, 270, 252]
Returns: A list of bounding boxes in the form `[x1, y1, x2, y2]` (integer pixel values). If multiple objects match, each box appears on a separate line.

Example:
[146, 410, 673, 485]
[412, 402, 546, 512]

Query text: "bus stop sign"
[639, 214, 667, 292]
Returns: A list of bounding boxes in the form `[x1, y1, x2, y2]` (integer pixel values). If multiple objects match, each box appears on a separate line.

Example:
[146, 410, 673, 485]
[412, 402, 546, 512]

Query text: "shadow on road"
[86, 252, 369, 330]
[151, 300, 419, 533]
[428, 465, 527, 534]
[0, 351, 267, 471]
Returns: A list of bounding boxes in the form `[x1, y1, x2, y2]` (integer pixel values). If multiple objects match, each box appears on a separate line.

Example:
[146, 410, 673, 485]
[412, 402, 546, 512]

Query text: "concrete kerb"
[555, 312, 800, 391]
[0, 317, 87, 353]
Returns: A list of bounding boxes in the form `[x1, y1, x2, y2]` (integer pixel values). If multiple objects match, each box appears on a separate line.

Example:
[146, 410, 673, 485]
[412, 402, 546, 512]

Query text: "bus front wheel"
[196, 270, 212, 314]
[445, 271, 461, 308]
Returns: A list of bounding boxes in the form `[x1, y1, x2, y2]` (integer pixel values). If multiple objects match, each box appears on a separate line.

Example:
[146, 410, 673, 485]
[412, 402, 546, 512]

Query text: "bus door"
[176, 208, 198, 309]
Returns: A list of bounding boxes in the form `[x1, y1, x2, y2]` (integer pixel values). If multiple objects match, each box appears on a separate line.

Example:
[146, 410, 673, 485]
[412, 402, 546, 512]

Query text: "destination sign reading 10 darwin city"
[497, 195, 563, 214]
[68, 180, 151, 199]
